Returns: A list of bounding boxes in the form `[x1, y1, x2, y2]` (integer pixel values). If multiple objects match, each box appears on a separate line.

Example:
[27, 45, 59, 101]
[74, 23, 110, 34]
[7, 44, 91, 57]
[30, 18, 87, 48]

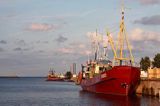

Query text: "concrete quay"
[136, 78, 160, 97]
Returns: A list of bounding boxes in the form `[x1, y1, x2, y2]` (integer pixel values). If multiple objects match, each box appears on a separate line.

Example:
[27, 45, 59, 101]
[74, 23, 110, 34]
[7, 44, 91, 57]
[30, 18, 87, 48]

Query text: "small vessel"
[46, 68, 64, 81]
[77, 4, 140, 96]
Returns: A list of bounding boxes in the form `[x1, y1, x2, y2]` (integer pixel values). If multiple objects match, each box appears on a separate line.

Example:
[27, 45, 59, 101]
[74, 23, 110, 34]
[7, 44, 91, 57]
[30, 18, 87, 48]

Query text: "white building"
[140, 71, 148, 78]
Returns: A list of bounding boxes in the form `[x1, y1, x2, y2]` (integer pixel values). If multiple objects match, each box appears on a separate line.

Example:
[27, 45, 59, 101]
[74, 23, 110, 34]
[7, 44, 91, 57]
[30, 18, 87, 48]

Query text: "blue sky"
[0, 0, 160, 76]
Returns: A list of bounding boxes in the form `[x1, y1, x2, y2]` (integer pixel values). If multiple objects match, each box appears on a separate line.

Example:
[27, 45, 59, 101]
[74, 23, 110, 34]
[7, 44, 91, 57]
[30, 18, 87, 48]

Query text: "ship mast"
[115, 1, 134, 65]
[94, 30, 97, 60]
[94, 29, 100, 61]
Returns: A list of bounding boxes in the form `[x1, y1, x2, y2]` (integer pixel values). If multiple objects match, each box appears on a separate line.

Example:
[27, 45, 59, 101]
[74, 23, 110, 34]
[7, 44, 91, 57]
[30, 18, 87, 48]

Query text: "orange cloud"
[28, 23, 55, 31]
[80, 50, 92, 56]
[57, 48, 74, 54]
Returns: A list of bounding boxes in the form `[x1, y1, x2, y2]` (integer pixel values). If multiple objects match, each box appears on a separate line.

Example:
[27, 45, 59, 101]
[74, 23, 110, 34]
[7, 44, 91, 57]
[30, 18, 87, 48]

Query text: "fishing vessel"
[46, 68, 64, 81]
[77, 4, 140, 96]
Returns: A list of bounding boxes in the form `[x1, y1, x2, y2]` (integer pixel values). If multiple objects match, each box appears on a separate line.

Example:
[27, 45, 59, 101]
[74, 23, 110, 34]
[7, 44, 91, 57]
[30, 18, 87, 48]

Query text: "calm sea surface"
[0, 77, 160, 106]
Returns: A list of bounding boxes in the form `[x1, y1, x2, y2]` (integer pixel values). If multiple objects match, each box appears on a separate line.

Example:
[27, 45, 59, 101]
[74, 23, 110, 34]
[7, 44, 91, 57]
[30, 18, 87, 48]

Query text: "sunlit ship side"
[80, 62, 140, 96]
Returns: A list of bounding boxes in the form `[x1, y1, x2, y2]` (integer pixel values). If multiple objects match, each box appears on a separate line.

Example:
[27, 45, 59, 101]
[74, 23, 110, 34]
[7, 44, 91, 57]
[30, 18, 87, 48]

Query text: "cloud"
[57, 48, 74, 54]
[80, 50, 92, 56]
[0, 40, 7, 44]
[134, 15, 160, 25]
[13, 47, 22, 51]
[56, 41, 92, 56]
[13, 47, 32, 52]
[43, 41, 49, 44]
[86, 31, 109, 48]
[28, 23, 56, 31]
[57, 46, 92, 57]
[36, 40, 49, 44]
[133, 0, 160, 5]
[86, 32, 103, 42]
[38, 50, 45, 53]
[55, 35, 68, 43]
[69, 42, 86, 49]
[15, 40, 26, 46]
[0, 47, 4, 52]
[23, 48, 32, 51]
[129, 28, 160, 42]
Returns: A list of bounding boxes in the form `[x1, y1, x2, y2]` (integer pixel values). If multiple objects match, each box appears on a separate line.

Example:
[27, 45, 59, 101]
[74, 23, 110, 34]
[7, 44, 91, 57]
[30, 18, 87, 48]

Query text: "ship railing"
[113, 61, 140, 67]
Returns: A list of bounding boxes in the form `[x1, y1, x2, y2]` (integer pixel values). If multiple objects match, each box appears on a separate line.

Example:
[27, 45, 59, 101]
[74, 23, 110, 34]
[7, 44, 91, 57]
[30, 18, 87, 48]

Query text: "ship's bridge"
[95, 60, 112, 74]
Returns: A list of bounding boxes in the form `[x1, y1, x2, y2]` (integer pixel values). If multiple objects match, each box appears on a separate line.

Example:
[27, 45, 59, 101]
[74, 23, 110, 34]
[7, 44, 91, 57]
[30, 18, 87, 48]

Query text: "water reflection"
[141, 95, 160, 106]
[79, 90, 140, 106]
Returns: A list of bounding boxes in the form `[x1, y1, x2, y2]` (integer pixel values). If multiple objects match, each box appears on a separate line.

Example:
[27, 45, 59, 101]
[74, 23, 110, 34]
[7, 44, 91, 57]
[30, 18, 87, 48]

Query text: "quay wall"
[136, 79, 160, 97]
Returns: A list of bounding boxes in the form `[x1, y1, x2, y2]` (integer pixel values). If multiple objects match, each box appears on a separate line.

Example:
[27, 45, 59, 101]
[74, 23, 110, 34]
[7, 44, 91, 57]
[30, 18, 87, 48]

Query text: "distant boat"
[77, 4, 140, 96]
[46, 68, 64, 81]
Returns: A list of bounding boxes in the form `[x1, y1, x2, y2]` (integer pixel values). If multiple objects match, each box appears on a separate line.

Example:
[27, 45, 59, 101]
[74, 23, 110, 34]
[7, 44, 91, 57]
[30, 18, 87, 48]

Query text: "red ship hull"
[80, 66, 140, 96]
[46, 77, 64, 81]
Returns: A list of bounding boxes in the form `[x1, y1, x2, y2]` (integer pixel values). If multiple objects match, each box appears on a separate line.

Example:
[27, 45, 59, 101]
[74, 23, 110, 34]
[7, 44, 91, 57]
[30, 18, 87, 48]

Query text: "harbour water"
[0, 77, 160, 106]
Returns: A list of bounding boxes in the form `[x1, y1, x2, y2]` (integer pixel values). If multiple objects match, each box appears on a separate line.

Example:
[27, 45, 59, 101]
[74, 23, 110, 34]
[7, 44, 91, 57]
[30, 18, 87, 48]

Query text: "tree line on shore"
[140, 53, 160, 71]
